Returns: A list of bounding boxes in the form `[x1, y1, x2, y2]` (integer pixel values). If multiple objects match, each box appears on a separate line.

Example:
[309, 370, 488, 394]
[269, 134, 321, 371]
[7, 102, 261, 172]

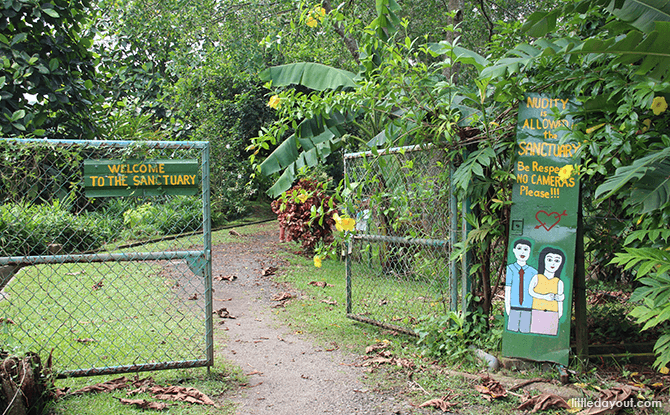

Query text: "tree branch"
[322, 0, 360, 64]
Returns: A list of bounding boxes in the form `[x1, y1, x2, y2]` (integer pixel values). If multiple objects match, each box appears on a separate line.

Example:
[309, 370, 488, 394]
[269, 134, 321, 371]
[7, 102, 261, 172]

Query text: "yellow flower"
[659, 366, 669, 374]
[297, 193, 309, 203]
[306, 6, 325, 27]
[313, 255, 322, 268]
[558, 164, 574, 181]
[566, 398, 583, 413]
[333, 212, 355, 232]
[651, 96, 668, 115]
[267, 95, 281, 109]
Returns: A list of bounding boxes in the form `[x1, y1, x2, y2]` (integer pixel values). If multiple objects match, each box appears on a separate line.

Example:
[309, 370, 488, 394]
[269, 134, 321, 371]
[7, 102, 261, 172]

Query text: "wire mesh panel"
[344, 144, 458, 335]
[0, 139, 212, 377]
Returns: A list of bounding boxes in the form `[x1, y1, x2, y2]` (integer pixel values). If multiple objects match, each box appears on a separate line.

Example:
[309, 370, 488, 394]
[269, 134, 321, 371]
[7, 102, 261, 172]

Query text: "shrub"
[271, 178, 335, 253]
[122, 196, 202, 239]
[0, 202, 112, 256]
[415, 300, 503, 366]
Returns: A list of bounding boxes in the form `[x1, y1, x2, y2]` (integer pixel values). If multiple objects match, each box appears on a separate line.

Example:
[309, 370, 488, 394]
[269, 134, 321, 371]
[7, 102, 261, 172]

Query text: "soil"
[210, 224, 431, 415]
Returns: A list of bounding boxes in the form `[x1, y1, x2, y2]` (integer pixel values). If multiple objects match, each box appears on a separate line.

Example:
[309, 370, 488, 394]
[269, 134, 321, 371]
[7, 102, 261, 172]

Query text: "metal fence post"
[449, 164, 458, 311]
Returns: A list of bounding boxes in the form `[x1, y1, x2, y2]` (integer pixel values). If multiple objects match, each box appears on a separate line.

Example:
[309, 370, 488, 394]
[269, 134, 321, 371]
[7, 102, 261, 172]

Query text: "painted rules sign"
[84, 159, 199, 197]
[502, 93, 580, 366]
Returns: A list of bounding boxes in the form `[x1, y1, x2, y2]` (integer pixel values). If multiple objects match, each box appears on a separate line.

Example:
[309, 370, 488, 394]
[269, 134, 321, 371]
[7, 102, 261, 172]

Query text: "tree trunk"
[1, 353, 53, 415]
[444, 0, 464, 82]
[322, 0, 360, 64]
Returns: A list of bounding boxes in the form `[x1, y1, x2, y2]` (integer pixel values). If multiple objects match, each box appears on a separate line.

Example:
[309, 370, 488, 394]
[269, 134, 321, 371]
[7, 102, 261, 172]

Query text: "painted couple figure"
[505, 239, 565, 336]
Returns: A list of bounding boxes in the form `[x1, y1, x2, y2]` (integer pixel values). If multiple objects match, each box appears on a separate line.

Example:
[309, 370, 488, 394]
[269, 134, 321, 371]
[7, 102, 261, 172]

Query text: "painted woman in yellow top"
[528, 247, 566, 336]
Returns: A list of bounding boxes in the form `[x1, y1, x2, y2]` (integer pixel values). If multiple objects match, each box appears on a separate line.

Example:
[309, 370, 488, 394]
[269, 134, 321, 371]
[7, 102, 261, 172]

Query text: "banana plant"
[255, 0, 402, 197]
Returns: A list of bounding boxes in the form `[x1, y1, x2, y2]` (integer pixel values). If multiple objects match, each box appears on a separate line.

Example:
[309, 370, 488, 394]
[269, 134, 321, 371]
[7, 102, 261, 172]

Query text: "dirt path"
[210, 224, 427, 415]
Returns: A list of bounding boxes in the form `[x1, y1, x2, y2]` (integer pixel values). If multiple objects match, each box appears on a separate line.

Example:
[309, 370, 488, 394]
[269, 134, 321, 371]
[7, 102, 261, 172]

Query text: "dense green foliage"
[254, 0, 670, 367]
[0, 0, 97, 137]
[0, 201, 111, 255]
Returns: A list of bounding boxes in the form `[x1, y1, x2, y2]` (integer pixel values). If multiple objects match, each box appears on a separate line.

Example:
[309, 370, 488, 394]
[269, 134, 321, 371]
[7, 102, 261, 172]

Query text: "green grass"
[0, 212, 277, 414]
[50, 357, 246, 415]
[0, 261, 204, 372]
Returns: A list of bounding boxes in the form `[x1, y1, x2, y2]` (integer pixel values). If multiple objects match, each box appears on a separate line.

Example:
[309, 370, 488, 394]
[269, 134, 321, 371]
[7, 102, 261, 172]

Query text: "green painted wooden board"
[84, 159, 199, 197]
[502, 93, 580, 366]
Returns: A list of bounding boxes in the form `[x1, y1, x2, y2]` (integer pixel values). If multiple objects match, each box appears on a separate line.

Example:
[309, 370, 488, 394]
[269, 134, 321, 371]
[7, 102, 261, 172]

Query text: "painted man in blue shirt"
[505, 239, 537, 333]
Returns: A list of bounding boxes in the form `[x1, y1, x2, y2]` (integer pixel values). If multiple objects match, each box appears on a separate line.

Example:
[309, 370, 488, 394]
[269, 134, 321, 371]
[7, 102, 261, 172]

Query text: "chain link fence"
[343, 144, 465, 335]
[0, 139, 212, 377]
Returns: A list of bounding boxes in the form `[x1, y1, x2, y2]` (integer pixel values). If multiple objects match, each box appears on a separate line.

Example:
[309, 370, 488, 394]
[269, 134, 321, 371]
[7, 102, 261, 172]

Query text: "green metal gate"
[0, 139, 212, 377]
[343, 144, 468, 335]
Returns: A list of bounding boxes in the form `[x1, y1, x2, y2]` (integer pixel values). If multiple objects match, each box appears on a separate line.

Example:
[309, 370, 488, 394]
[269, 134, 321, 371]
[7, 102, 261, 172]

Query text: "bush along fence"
[0, 138, 213, 377]
[342, 144, 470, 335]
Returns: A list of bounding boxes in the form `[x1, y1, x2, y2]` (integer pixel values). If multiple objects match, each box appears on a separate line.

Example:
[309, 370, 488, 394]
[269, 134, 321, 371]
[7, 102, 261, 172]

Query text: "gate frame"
[0, 138, 213, 377]
[343, 143, 471, 335]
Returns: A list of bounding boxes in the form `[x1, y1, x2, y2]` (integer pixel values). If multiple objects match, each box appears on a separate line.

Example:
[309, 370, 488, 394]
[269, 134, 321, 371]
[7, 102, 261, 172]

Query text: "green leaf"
[260, 135, 299, 177]
[522, 10, 559, 37]
[628, 157, 670, 213]
[10, 109, 25, 122]
[607, 0, 670, 33]
[595, 146, 670, 205]
[427, 44, 490, 71]
[10, 32, 27, 46]
[575, 22, 670, 81]
[479, 43, 542, 79]
[259, 63, 358, 91]
[43, 8, 59, 18]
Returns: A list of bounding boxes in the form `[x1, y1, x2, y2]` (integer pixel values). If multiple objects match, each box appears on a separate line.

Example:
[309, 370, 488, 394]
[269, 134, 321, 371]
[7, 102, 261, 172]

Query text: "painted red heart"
[534, 210, 567, 231]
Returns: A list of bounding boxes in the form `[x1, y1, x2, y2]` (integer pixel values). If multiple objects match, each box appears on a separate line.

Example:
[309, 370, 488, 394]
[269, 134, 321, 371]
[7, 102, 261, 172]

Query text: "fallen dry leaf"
[419, 395, 458, 412]
[213, 307, 236, 319]
[516, 393, 571, 413]
[92, 280, 103, 290]
[188, 293, 198, 300]
[74, 338, 96, 344]
[363, 356, 394, 365]
[0, 317, 15, 325]
[474, 375, 507, 401]
[229, 229, 241, 236]
[262, 266, 278, 276]
[365, 343, 389, 354]
[272, 292, 292, 302]
[118, 398, 170, 410]
[395, 358, 415, 369]
[149, 385, 216, 405]
[214, 274, 237, 282]
[71, 377, 131, 394]
[126, 376, 157, 395]
[308, 281, 333, 288]
[321, 298, 337, 305]
[577, 386, 633, 415]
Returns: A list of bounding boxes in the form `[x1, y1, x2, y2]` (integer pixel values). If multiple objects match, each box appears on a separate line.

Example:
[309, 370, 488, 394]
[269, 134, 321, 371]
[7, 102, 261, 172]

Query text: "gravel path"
[210, 224, 427, 415]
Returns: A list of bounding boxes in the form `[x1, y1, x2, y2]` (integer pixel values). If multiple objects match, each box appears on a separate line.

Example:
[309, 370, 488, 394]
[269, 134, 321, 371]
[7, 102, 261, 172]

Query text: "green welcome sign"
[502, 93, 580, 366]
[84, 159, 199, 197]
